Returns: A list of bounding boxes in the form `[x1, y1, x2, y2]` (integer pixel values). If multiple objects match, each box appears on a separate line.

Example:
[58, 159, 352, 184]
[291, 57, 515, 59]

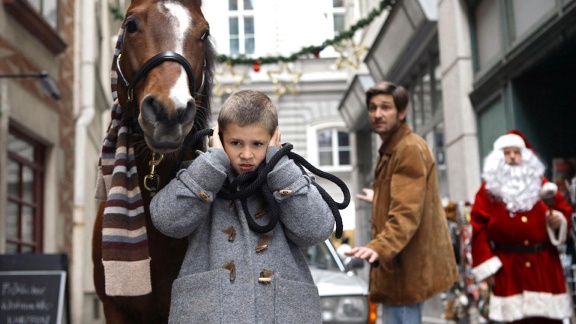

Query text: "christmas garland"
[220, 0, 396, 67]
[109, 0, 396, 67]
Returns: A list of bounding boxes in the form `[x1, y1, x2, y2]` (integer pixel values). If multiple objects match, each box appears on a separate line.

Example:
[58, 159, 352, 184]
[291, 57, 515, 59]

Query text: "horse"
[91, 1, 215, 322]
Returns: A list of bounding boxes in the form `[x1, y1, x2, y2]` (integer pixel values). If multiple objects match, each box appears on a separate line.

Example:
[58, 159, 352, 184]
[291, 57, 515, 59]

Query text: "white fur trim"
[472, 256, 502, 282]
[489, 291, 573, 321]
[493, 134, 526, 150]
[103, 258, 152, 296]
[547, 210, 568, 246]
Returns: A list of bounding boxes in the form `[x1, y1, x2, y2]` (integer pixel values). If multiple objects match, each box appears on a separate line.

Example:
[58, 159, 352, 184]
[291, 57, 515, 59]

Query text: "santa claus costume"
[471, 131, 574, 323]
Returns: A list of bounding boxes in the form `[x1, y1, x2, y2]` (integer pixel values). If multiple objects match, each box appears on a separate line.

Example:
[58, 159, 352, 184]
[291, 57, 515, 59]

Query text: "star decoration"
[266, 62, 302, 96]
[333, 38, 369, 70]
[213, 61, 247, 96]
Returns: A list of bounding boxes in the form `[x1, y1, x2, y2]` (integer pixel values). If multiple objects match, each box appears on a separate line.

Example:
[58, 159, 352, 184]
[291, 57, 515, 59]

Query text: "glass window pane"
[229, 17, 239, 35]
[243, 0, 254, 10]
[244, 17, 254, 34]
[22, 246, 34, 253]
[475, 0, 501, 70]
[7, 161, 19, 197]
[22, 166, 34, 203]
[9, 135, 34, 160]
[229, 0, 238, 11]
[6, 243, 18, 254]
[337, 131, 349, 146]
[22, 206, 34, 242]
[319, 152, 333, 166]
[7, 202, 19, 240]
[43, 0, 58, 28]
[318, 130, 332, 147]
[333, 0, 344, 7]
[422, 72, 432, 123]
[339, 150, 351, 165]
[334, 14, 345, 33]
[512, 0, 554, 41]
[412, 82, 423, 128]
[245, 38, 255, 55]
[230, 39, 239, 56]
[433, 63, 443, 114]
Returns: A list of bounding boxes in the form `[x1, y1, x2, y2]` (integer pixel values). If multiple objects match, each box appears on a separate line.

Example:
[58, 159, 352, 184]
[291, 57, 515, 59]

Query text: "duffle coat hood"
[151, 147, 335, 324]
[366, 122, 459, 304]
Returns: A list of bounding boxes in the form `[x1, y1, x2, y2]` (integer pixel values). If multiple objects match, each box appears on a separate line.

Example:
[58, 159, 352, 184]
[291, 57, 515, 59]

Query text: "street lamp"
[0, 70, 61, 100]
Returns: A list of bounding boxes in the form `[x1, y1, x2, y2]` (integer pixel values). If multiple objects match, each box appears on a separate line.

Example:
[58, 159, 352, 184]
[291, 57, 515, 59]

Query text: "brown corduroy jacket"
[366, 122, 459, 305]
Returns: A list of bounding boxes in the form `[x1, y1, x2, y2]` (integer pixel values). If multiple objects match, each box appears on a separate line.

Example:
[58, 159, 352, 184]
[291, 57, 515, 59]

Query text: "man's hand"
[344, 246, 379, 264]
[356, 188, 374, 203]
[547, 209, 564, 230]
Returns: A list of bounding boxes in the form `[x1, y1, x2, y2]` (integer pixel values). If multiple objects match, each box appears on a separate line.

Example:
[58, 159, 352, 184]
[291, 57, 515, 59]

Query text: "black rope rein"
[171, 129, 349, 238]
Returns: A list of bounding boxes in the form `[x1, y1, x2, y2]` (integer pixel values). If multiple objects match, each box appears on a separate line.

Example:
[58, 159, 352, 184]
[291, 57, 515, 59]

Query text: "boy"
[150, 89, 335, 324]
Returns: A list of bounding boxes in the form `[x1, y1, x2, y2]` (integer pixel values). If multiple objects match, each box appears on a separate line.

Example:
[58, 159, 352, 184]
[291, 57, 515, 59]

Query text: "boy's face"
[221, 123, 272, 175]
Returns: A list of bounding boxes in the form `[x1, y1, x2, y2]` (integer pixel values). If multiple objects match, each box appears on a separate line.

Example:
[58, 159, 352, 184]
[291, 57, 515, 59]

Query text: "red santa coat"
[471, 178, 574, 322]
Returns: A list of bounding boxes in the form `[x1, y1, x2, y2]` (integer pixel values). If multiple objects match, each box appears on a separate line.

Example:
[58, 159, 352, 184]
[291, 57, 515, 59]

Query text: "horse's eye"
[125, 20, 138, 33]
[200, 30, 210, 41]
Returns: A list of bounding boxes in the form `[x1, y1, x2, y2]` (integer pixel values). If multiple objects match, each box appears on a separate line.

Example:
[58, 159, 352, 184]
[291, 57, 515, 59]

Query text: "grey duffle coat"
[150, 147, 335, 324]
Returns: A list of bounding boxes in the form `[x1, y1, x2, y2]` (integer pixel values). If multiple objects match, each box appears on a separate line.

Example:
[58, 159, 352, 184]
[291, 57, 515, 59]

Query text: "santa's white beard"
[482, 149, 545, 213]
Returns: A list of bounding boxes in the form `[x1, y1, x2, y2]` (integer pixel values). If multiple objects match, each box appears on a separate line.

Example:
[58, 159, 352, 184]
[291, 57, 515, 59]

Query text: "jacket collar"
[378, 122, 412, 157]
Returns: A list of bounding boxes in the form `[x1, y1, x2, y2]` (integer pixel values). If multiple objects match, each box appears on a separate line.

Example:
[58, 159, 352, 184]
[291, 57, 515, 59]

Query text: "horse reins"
[170, 129, 349, 238]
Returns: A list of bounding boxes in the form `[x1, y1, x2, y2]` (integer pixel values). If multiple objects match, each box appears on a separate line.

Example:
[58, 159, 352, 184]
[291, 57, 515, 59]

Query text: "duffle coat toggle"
[223, 226, 236, 242]
[223, 260, 236, 283]
[258, 269, 274, 284]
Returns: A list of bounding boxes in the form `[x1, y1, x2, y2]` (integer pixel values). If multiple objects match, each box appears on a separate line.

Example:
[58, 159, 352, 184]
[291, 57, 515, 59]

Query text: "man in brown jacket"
[345, 81, 459, 323]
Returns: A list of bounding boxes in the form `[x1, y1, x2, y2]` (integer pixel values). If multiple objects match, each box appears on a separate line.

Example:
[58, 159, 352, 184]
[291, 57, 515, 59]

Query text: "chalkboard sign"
[0, 254, 70, 324]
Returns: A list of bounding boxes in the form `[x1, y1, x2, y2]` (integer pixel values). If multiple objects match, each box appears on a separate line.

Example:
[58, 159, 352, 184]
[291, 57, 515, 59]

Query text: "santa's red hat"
[493, 129, 535, 152]
[505, 129, 534, 150]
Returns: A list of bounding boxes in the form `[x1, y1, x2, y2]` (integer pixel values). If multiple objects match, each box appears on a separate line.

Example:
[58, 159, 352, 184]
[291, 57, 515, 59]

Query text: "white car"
[302, 240, 377, 324]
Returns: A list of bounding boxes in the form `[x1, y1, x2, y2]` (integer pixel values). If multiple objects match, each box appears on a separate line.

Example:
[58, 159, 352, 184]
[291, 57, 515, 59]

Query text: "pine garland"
[108, 0, 396, 66]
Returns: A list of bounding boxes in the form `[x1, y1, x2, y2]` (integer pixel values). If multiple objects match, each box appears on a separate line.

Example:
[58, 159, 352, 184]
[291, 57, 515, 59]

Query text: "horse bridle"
[115, 51, 206, 105]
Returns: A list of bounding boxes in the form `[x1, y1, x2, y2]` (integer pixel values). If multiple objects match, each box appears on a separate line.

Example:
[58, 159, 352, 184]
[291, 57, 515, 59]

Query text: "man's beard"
[482, 149, 545, 213]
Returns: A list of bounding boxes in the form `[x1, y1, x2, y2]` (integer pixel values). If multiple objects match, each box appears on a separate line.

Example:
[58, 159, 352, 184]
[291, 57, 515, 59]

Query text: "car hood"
[310, 268, 368, 297]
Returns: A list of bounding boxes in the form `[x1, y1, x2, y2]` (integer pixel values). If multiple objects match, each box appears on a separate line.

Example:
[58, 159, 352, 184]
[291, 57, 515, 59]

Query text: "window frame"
[6, 126, 46, 253]
[310, 126, 352, 172]
[228, 0, 255, 56]
[3, 0, 66, 54]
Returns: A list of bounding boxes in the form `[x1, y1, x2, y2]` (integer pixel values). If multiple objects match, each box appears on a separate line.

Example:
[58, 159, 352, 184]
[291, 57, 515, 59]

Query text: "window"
[471, 0, 556, 73]
[332, 0, 346, 35]
[6, 128, 46, 253]
[408, 57, 441, 133]
[3, 0, 66, 54]
[228, 0, 255, 56]
[317, 129, 351, 168]
[27, 0, 58, 28]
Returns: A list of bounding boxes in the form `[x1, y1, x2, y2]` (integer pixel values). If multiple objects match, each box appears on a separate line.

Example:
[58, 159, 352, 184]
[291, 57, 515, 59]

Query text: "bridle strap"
[116, 51, 206, 100]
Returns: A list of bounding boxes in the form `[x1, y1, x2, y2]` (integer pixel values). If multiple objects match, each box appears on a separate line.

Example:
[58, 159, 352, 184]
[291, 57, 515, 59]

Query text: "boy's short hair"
[218, 89, 278, 135]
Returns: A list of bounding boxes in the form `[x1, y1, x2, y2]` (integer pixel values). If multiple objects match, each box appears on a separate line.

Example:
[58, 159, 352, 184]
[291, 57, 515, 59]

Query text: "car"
[302, 239, 377, 324]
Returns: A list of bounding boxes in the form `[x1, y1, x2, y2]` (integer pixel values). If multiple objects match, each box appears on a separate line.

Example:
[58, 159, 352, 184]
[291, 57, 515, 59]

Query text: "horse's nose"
[141, 95, 196, 126]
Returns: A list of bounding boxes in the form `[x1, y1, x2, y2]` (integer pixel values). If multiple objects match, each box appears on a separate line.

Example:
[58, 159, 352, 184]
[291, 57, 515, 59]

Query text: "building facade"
[340, 0, 576, 247]
[0, 1, 116, 323]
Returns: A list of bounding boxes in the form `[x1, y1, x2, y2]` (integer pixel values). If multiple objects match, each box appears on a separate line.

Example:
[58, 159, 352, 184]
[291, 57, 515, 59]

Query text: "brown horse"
[92, 1, 215, 322]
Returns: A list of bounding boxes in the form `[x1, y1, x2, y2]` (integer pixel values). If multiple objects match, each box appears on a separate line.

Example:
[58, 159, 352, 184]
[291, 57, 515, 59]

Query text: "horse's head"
[115, 0, 214, 154]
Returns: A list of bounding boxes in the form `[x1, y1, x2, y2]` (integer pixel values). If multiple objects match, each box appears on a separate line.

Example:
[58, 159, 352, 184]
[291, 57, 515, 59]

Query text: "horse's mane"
[190, 36, 216, 147]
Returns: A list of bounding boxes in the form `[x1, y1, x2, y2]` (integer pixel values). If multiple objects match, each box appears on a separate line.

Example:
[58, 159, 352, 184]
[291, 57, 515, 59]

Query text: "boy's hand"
[269, 126, 281, 148]
[210, 125, 223, 149]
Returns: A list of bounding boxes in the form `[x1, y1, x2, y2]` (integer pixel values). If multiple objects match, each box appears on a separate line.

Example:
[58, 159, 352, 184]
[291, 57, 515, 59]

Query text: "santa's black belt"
[493, 242, 548, 253]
